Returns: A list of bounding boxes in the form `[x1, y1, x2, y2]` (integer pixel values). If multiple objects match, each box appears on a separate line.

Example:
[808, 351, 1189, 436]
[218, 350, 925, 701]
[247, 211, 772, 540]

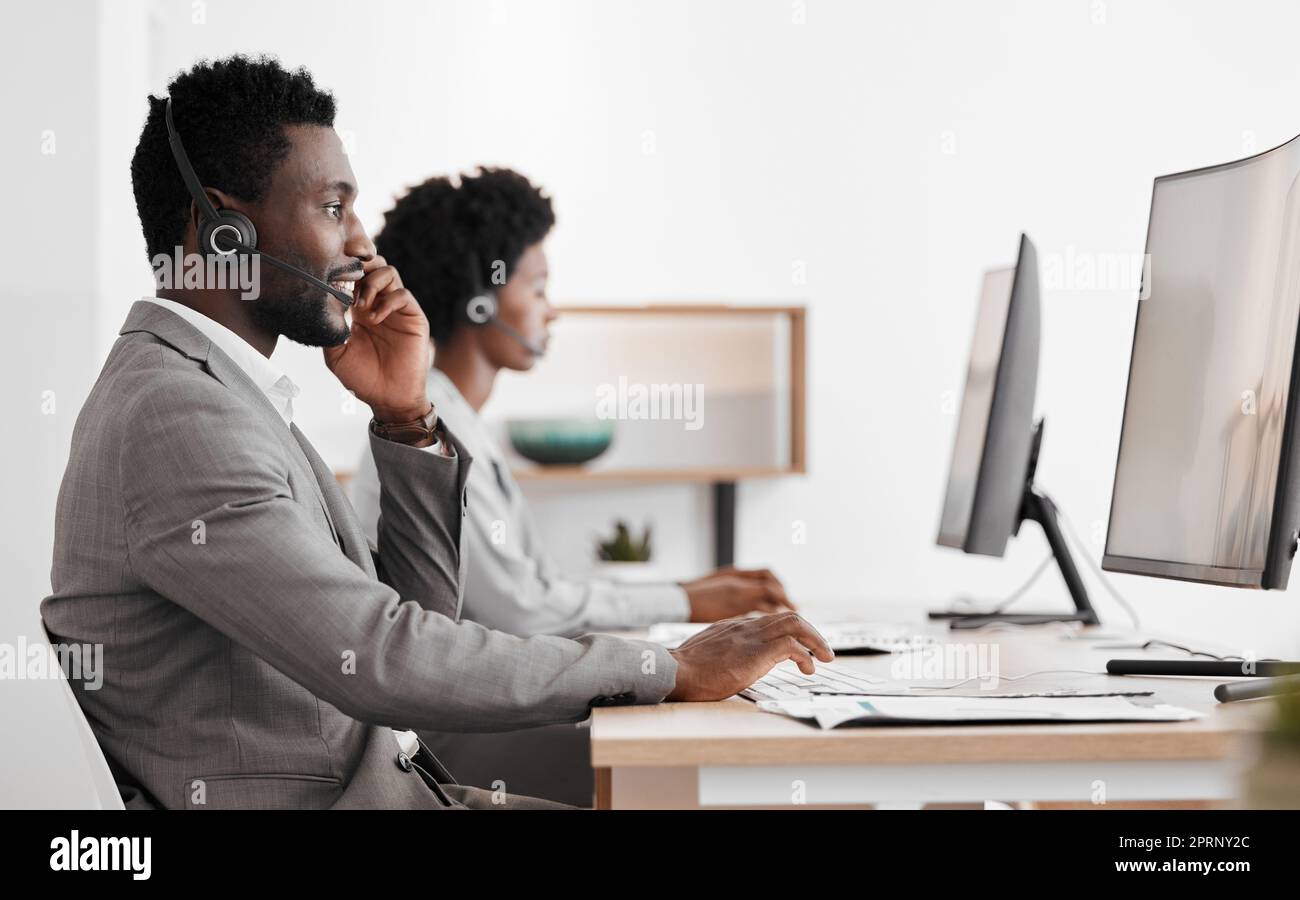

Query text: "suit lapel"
[201, 346, 344, 551]
[120, 301, 343, 552]
[292, 424, 375, 576]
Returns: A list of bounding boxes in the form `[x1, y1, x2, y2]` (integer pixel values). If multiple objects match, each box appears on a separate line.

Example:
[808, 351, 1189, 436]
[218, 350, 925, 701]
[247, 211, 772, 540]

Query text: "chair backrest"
[49, 632, 126, 810]
[0, 618, 125, 809]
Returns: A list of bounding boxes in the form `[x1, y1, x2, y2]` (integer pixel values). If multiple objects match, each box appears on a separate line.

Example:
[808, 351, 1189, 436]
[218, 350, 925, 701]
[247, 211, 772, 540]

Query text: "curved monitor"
[937, 234, 1040, 557]
[1104, 133, 1300, 589]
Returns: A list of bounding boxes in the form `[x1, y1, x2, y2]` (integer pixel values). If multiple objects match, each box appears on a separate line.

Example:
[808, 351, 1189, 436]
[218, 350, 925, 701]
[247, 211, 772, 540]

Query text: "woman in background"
[348, 168, 793, 804]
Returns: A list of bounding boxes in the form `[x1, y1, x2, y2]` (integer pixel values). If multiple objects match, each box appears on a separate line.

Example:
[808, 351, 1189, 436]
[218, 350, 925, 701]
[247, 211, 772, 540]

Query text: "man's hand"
[322, 256, 431, 423]
[680, 566, 795, 622]
[666, 612, 834, 701]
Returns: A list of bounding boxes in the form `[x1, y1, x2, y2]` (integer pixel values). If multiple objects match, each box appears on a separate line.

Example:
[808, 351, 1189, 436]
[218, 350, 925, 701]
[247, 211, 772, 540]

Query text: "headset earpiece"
[465, 291, 497, 325]
[462, 251, 499, 325]
[459, 252, 545, 357]
[200, 209, 257, 256]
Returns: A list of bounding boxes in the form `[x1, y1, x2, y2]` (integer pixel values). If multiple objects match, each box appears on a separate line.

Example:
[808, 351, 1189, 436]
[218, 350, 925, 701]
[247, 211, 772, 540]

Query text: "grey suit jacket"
[41, 301, 676, 809]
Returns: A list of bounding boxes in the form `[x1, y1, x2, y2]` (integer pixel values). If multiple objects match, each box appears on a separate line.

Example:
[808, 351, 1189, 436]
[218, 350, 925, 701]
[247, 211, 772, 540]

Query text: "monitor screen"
[937, 266, 1016, 549]
[1104, 135, 1300, 586]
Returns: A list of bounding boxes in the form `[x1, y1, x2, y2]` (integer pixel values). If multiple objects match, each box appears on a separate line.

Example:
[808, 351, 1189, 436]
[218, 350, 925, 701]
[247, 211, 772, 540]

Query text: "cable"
[947, 552, 1055, 615]
[905, 668, 1108, 691]
[1108, 639, 1282, 663]
[1056, 506, 1141, 630]
[987, 553, 1056, 613]
[945, 502, 1140, 628]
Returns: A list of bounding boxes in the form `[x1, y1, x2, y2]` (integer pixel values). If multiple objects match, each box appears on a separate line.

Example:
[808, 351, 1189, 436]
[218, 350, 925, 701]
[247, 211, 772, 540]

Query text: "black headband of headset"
[165, 99, 222, 226]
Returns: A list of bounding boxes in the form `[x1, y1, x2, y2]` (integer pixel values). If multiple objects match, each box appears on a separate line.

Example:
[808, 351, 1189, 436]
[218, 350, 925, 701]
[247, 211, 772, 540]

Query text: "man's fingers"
[354, 266, 396, 308]
[780, 637, 817, 675]
[801, 628, 835, 663]
[761, 612, 833, 662]
[366, 288, 411, 325]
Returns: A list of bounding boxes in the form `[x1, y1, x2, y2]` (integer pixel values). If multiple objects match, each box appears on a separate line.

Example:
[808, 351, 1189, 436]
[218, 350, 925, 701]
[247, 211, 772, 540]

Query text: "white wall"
[8, 1, 1300, 698]
[0, 0, 149, 807]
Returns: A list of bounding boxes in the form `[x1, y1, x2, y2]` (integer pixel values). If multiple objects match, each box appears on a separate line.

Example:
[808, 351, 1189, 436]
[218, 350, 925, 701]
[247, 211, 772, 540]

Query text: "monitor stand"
[929, 420, 1101, 630]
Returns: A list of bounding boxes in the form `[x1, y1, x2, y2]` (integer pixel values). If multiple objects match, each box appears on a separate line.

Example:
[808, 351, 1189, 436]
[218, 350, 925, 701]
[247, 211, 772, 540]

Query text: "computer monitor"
[934, 233, 1100, 627]
[1104, 133, 1300, 590]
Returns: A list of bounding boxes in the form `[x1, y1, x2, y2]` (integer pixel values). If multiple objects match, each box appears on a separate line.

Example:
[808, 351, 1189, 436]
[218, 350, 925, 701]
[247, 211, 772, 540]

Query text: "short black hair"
[376, 167, 556, 343]
[131, 54, 336, 259]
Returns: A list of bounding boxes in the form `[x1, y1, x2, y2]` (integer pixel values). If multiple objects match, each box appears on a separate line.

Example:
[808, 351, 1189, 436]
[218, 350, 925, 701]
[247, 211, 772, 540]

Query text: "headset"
[461, 252, 545, 357]
[164, 99, 355, 307]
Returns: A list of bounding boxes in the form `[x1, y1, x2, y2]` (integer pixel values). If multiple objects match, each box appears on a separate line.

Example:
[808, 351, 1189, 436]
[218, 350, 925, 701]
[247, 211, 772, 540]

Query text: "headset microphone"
[164, 99, 355, 308]
[491, 317, 546, 357]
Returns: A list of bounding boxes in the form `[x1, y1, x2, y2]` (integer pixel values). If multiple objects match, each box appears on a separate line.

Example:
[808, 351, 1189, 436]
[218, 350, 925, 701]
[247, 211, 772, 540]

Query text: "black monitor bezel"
[936, 233, 1040, 557]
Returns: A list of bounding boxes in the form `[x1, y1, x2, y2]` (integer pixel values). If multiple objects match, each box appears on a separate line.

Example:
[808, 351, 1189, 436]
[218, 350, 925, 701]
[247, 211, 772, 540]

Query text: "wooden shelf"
[499, 302, 807, 481]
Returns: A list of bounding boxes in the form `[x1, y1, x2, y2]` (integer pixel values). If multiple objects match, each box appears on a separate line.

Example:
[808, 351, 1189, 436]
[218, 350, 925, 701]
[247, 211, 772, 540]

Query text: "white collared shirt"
[142, 296, 445, 454]
[143, 296, 300, 426]
[349, 367, 691, 638]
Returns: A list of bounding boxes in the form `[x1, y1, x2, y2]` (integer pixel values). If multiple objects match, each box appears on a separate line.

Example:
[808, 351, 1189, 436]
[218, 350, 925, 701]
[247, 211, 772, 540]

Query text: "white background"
[6, 0, 1300, 802]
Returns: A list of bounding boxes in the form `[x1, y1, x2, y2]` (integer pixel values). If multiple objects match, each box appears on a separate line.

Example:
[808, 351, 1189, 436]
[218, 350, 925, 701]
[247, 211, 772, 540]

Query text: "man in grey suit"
[41, 55, 832, 809]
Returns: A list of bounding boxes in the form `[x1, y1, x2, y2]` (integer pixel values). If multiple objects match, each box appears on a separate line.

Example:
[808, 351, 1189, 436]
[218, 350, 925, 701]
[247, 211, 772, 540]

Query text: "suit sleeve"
[367, 426, 465, 621]
[118, 375, 677, 733]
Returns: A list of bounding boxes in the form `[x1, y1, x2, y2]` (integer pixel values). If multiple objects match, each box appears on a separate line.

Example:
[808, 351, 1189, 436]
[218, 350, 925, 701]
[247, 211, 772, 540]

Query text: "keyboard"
[741, 660, 1160, 703]
[815, 623, 940, 655]
[741, 661, 889, 702]
[647, 621, 939, 655]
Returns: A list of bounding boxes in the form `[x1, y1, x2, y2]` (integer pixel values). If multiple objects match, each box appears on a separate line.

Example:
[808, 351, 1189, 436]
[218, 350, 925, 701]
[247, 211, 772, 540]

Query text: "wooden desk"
[590, 626, 1269, 809]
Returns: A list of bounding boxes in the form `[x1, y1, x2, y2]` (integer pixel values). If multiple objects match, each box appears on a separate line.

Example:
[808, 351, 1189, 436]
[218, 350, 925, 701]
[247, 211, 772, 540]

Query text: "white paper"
[756, 695, 1204, 730]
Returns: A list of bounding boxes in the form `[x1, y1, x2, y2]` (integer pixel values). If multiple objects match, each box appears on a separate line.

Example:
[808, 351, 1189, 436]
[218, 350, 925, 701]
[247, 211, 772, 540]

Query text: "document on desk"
[757, 695, 1204, 730]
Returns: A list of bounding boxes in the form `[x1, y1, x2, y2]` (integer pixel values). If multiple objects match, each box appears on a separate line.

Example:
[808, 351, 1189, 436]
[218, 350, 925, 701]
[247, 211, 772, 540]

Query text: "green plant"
[1270, 687, 1300, 746]
[1242, 687, 1300, 809]
[597, 521, 652, 562]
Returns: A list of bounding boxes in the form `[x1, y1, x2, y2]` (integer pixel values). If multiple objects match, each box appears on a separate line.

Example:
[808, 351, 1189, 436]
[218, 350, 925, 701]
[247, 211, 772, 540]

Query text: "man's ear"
[204, 187, 238, 214]
[187, 188, 236, 235]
